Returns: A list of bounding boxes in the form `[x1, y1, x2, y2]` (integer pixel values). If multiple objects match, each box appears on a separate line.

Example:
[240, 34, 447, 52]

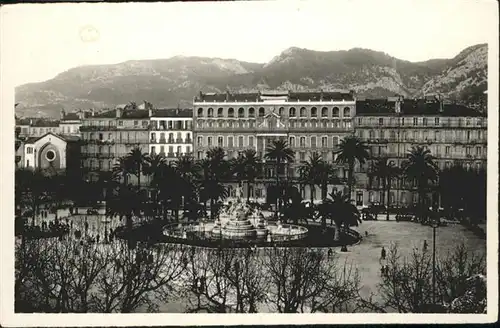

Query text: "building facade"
[18, 132, 81, 176]
[79, 107, 194, 182]
[149, 108, 193, 161]
[193, 90, 356, 202]
[79, 108, 150, 182]
[353, 96, 487, 207]
[16, 109, 88, 139]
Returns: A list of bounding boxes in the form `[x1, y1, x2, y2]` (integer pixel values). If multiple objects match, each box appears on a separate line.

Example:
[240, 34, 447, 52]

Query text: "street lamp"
[429, 218, 440, 304]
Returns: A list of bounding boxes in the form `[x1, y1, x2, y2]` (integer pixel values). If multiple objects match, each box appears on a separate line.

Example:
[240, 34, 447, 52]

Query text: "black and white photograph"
[1, 0, 498, 325]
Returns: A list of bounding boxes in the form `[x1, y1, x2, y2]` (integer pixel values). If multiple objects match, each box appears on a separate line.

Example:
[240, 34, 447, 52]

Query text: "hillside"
[15, 44, 487, 118]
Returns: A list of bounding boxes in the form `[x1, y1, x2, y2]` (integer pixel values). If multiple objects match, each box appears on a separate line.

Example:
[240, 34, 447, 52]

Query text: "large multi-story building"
[353, 96, 487, 207]
[15, 109, 89, 139]
[193, 90, 487, 207]
[149, 108, 193, 161]
[79, 107, 194, 182]
[193, 90, 356, 203]
[80, 107, 150, 182]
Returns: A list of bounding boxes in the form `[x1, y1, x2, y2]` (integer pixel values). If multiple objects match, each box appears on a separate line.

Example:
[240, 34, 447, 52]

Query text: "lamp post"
[430, 218, 439, 305]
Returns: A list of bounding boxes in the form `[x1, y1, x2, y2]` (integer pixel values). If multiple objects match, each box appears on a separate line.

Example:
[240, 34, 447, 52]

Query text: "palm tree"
[402, 146, 438, 222]
[15, 168, 49, 226]
[143, 154, 165, 218]
[201, 147, 230, 220]
[265, 139, 294, 217]
[240, 149, 262, 202]
[106, 183, 143, 232]
[112, 156, 132, 186]
[372, 157, 401, 220]
[318, 191, 361, 240]
[126, 147, 148, 190]
[300, 152, 322, 203]
[335, 135, 370, 202]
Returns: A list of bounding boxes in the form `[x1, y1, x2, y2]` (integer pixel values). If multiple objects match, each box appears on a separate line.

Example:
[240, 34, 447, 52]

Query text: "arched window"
[289, 107, 296, 117]
[258, 107, 265, 117]
[160, 132, 165, 141]
[343, 107, 351, 117]
[197, 108, 203, 117]
[207, 108, 214, 117]
[300, 107, 306, 117]
[321, 107, 328, 117]
[279, 107, 285, 116]
[289, 136, 295, 147]
[176, 132, 182, 141]
[168, 133, 174, 142]
[311, 107, 317, 117]
[238, 136, 244, 147]
[238, 108, 244, 118]
[249, 108, 255, 117]
[151, 132, 156, 141]
[217, 108, 223, 117]
[369, 130, 375, 139]
[228, 108, 234, 118]
[333, 107, 340, 117]
[300, 137, 306, 147]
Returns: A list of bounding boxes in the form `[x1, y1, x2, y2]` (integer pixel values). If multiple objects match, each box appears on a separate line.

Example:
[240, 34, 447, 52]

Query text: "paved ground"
[30, 207, 487, 312]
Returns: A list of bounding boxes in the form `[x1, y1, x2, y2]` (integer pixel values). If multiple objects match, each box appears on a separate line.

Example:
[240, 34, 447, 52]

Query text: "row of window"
[196, 120, 352, 129]
[84, 132, 148, 142]
[150, 132, 192, 143]
[151, 120, 192, 130]
[367, 145, 485, 157]
[28, 127, 59, 135]
[357, 116, 485, 127]
[84, 120, 149, 128]
[150, 145, 192, 155]
[358, 129, 484, 142]
[197, 106, 352, 118]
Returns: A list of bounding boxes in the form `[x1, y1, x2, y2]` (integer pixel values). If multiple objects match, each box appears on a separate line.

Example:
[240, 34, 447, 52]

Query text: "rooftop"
[24, 132, 78, 144]
[152, 108, 193, 118]
[194, 90, 355, 103]
[62, 112, 81, 121]
[356, 98, 485, 117]
[92, 109, 151, 119]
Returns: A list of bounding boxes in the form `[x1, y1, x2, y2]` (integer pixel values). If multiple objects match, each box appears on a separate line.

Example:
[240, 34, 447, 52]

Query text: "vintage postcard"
[0, 0, 498, 325]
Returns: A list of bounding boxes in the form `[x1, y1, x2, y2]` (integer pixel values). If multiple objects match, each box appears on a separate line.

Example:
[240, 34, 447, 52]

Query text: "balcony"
[175, 138, 183, 143]
[167, 139, 175, 144]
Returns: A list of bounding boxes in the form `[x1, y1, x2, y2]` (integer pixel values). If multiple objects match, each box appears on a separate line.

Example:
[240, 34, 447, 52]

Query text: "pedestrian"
[96, 234, 100, 243]
[327, 248, 333, 258]
[423, 240, 428, 252]
[365, 231, 368, 237]
[381, 246, 386, 260]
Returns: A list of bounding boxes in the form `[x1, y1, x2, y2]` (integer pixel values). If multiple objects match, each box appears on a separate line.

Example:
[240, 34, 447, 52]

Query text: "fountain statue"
[163, 182, 308, 242]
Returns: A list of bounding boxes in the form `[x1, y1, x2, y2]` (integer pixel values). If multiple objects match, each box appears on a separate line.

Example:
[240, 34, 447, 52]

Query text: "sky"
[1, 0, 497, 87]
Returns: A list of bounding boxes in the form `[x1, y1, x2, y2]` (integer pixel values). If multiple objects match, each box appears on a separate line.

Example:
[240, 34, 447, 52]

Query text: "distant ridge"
[15, 44, 487, 118]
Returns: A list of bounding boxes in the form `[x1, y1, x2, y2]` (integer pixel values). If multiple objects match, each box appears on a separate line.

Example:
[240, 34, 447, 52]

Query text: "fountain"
[163, 184, 308, 243]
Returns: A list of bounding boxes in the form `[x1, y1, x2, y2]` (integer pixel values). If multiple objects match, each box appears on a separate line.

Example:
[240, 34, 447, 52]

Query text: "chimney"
[60, 109, 66, 120]
[395, 97, 401, 113]
[226, 90, 230, 101]
[148, 108, 153, 117]
[91, 108, 95, 117]
[116, 108, 122, 118]
[30, 119, 33, 126]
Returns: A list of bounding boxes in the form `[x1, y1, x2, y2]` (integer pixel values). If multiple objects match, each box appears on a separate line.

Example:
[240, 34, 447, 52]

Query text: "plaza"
[20, 205, 486, 313]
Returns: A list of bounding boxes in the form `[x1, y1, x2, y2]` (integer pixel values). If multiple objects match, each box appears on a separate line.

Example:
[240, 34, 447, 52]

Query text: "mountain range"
[15, 43, 488, 118]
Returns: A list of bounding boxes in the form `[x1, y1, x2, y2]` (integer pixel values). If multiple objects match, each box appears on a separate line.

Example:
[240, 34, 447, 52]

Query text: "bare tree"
[92, 240, 188, 313]
[262, 247, 361, 313]
[181, 247, 268, 313]
[376, 243, 486, 313]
